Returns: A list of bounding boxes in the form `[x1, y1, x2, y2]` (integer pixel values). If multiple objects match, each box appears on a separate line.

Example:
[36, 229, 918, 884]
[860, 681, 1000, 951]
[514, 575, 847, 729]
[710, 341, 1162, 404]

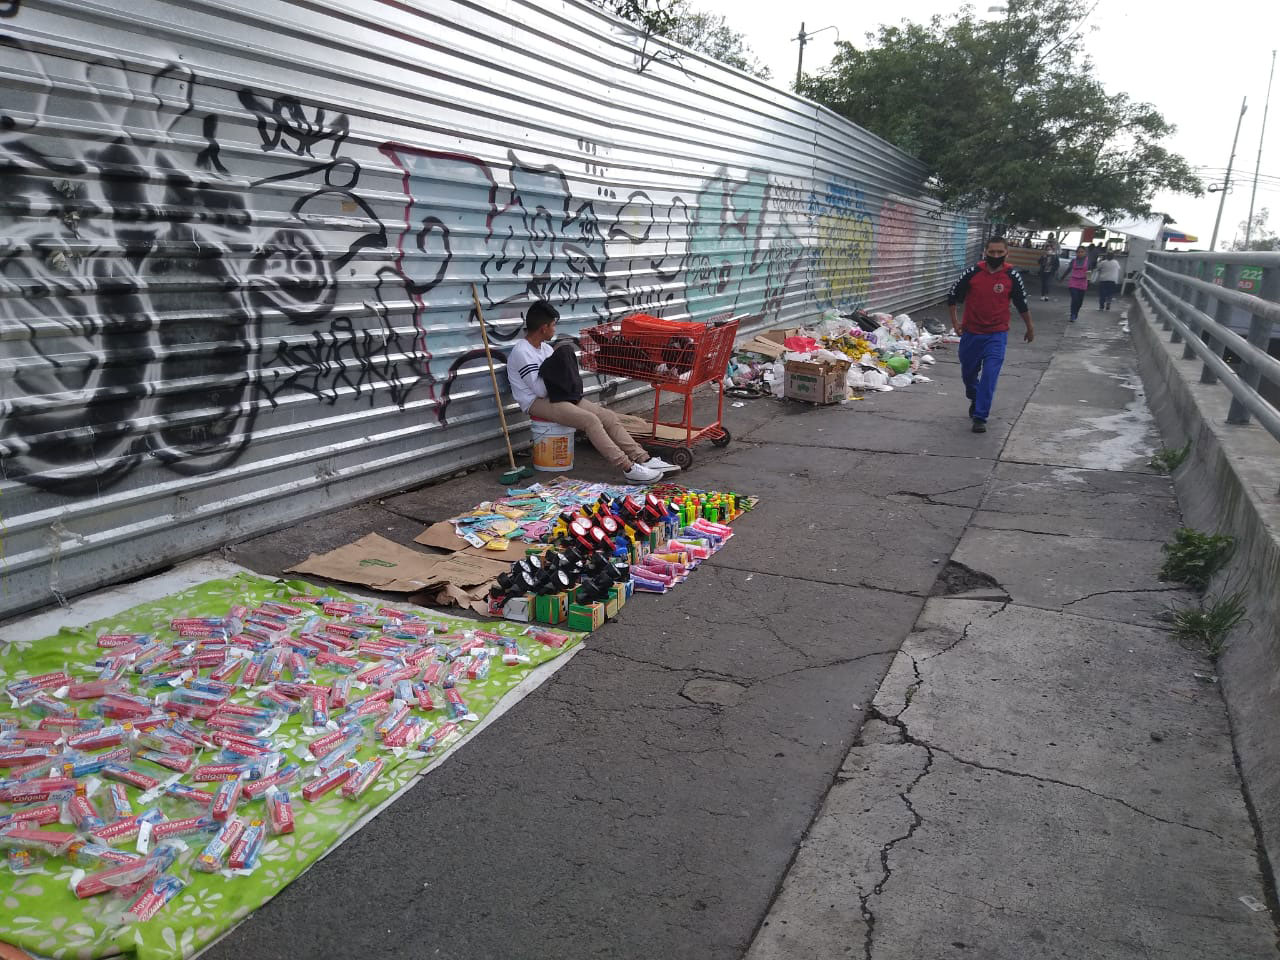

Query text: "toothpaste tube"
[26, 693, 74, 717]
[6, 671, 72, 699]
[315, 651, 359, 672]
[107, 783, 133, 819]
[315, 735, 362, 773]
[239, 654, 264, 688]
[502, 638, 530, 666]
[97, 634, 153, 648]
[195, 816, 246, 872]
[0, 804, 60, 827]
[264, 788, 294, 835]
[74, 843, 175, 898]
[65, 839, 141, 869]
[164, 783, 215, 807]
[375, 700, 410, 738]
[262, 602, 305, 618]
[329, 676, 352, 710]
[420, 663, 445, 686]
[340, 757, 384, 799]
[185, 677, 234, 697]
[102, 765, 160, 791]
[66, 680, 121, 700]
[466, 656, 491, 681]
[125, 873, 186, 922]
[227, 819, 265, 870]
[210, 777, 243, 821]
[68, 793, 107, 832]
[445, 687, 472, 721]
[209, 656, 247, 684]
[192, 762, 255, 782]
[96, 692, 155, 720]
[526, 629, 570, 648]
[310, 691, 329, 728]
[301, 762, 356, 801]
[216, 703, 278, 720]
[61, 747, 132, 779]
[0, 825, 77, 856]
[39, 716, 102, 731]
[91, 810, 159, 845]
[414, 681, 438, 711]
[242, 763, 300, 800]
[212, 732, 272, 757]
[151, 815, 216, 842]
[0, 748, 53, 769]
[136, 730, 195, 756]
[159, 699, 215, 721]
[307, 726, 355, 758]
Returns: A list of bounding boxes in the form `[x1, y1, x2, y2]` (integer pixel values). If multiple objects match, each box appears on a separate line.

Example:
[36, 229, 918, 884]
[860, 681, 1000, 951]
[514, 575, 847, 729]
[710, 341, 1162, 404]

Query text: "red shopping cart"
[580, 313, 740, 469]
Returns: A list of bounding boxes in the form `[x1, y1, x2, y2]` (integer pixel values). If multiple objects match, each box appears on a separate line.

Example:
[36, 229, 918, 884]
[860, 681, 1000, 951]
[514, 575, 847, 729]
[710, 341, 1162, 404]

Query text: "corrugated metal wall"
[0, 0, 983, 618]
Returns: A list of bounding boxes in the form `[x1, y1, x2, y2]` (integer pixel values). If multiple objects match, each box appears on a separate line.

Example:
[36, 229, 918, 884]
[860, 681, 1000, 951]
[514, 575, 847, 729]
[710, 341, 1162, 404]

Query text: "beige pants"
[528, 397, 647, 470]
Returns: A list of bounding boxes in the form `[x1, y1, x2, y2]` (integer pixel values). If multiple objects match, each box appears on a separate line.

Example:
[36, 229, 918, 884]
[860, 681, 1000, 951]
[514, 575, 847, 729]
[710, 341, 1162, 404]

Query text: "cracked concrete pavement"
[195, 293, 1279, 960]
[747, 303, 1279, 960]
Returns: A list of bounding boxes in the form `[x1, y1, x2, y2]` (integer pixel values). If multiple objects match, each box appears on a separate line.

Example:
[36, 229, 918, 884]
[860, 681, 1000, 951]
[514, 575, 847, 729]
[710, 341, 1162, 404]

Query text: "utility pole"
[792, 23, 838, 91]
[1210, 96, 1248, 252]
[795, 22, 806, 89]
[1246, 51, 1276, 247]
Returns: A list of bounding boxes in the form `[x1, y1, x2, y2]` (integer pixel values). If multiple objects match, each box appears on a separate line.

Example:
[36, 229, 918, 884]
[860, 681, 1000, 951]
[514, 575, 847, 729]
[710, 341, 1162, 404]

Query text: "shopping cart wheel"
[710, 428, 731, 448]
[671, 447, 694, 470]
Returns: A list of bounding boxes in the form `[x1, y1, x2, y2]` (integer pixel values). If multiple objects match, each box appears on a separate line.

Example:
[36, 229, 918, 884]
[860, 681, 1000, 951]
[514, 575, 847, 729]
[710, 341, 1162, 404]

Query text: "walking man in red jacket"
[947, 236, 1036, 433]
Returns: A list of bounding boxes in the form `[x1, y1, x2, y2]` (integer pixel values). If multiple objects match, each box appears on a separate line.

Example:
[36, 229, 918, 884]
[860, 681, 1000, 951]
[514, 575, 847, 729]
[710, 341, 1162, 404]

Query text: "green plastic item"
[885, 355, 911, 375]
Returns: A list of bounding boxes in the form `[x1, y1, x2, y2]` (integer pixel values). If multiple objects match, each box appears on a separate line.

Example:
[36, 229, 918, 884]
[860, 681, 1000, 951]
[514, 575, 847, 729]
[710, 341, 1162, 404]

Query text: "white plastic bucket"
[531, 420, 575, 472]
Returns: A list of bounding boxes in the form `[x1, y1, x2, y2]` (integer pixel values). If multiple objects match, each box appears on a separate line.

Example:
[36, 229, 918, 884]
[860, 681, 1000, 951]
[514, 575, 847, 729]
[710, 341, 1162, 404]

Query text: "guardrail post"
[1200, 261, 1233, 385]
[1229, 264, 1279, 424]
[1169, 260, 1185, 343]
[1156, 256, 1173, 331]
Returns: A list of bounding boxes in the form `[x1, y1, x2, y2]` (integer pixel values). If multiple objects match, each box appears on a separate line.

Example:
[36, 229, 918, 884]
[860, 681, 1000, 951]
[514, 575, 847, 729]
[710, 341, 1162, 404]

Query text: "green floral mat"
[0, 574, 582, 960]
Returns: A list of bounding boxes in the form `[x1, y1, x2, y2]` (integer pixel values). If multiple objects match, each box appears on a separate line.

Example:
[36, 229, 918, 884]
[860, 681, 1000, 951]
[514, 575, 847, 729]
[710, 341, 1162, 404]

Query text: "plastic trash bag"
[888, 373, 913, 387]
[896, 315, 919, 339]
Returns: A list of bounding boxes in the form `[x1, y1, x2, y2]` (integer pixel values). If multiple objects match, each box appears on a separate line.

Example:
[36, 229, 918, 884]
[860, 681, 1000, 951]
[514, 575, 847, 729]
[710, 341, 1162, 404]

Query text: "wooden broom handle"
[471, 285, 518, 471]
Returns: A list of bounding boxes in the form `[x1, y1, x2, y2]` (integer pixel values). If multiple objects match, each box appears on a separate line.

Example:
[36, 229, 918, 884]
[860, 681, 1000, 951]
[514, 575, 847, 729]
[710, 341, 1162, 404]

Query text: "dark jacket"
[540, 343, 583, 404]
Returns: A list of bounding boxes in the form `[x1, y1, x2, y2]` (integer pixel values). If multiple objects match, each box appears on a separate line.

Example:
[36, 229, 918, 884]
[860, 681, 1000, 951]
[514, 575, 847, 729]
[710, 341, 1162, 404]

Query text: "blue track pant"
[958, 331, 1007, 422]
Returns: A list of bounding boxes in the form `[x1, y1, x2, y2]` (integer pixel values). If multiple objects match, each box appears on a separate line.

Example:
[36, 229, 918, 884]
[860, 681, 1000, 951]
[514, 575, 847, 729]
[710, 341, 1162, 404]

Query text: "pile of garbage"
[729, 310, 954, 398]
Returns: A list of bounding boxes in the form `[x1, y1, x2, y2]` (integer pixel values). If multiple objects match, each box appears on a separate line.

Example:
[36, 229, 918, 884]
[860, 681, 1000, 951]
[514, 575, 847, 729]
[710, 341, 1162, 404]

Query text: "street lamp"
[793, 23, 839, 89]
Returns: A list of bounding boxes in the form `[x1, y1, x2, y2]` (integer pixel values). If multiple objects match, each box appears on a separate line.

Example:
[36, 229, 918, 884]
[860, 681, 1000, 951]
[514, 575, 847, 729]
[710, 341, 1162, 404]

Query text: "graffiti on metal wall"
[814, 176, 873, 310]
[873, 199, 917, 302]
[0, 37, 399, 493]
[683, 167, 806, 323]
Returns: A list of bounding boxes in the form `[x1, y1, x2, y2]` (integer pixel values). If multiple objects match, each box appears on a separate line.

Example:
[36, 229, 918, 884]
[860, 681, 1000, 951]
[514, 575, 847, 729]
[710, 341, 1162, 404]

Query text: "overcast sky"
[692, 0, 1280, 248]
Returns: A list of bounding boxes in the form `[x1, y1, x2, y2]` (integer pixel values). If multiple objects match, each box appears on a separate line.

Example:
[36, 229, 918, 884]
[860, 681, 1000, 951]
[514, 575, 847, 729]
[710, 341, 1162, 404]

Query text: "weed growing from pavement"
[1149, 440, 1191, 474]
[1166, 591, 1249, 660]
[1158, 528, 1235, 592]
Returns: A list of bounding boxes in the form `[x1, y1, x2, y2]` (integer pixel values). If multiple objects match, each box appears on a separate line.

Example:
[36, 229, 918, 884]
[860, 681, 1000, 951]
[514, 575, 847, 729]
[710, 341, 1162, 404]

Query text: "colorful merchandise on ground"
[0, 574, 583, 960]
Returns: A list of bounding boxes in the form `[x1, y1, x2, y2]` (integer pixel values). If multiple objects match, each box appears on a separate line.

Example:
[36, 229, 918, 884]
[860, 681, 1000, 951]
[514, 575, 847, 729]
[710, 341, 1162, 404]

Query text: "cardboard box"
[533, 592, 568, 625]
[567, 602, 606, 632]
[610, 584, 628, 612]
[604, 592, 620, 619]
[486, 594, 531, 622]
[744, 327, 802, 360]
[784, 358, 851, 405]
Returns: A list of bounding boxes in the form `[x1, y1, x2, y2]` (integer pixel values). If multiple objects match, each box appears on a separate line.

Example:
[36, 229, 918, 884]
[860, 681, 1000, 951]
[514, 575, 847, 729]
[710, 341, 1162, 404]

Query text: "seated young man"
[506, 300, 680, 483]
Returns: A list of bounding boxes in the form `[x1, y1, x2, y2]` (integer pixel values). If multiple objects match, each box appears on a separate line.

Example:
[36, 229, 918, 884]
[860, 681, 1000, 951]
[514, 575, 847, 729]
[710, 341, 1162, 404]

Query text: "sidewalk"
[747, 303, 1279, 959]
[186, 292, 1280, 958]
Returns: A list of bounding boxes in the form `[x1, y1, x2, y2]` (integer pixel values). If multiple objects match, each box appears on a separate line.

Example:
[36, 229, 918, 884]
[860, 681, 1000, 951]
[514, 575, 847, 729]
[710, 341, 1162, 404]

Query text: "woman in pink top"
[1060, 246, 1090, 322]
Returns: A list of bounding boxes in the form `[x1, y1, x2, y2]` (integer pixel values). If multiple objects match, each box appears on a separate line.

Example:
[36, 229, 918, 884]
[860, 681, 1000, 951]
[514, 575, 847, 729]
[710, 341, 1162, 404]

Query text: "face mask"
[985, 255, 1005, 268]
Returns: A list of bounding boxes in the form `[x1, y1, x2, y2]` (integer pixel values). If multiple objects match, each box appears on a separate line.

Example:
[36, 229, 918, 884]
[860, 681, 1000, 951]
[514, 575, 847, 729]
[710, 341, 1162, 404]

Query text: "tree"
[1231, 208, 1280, 251]
[797, 0, 1202, 226]
[587, 0, 771, 80]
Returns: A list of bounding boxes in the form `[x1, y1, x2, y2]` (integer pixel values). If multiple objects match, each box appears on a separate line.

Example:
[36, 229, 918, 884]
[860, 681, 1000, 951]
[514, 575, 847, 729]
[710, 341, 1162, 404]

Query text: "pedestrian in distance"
[1093, 252, 1123, 310]
[1060, 246, 1089, 322]
[947, 236, 1036, 434]
[1037, 245, 1057, 301]
[506, 300, 680, 483]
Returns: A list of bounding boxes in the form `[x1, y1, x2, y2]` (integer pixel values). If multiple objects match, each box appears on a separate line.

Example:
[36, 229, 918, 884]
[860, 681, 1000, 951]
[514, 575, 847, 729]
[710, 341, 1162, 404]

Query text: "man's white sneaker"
[623, 462, 662, 483]
[643, 457, 681, 474]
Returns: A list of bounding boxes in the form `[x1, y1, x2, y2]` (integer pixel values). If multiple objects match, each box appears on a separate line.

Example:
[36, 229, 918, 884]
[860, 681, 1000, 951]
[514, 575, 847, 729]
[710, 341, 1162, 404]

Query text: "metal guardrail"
[1139, 253, 1280, 485]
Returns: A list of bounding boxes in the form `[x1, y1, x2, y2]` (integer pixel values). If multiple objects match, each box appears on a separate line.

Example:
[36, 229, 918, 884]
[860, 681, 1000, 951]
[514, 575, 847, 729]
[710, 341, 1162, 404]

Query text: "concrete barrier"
[1130, 294, 1280, 882]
